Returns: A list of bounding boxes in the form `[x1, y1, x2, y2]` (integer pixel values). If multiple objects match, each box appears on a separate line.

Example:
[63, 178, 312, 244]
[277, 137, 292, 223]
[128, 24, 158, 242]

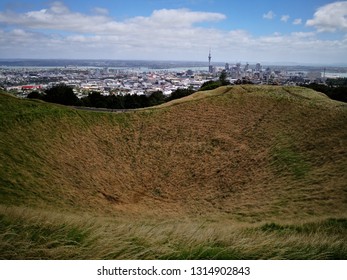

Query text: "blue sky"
[0, 0, 346, 64]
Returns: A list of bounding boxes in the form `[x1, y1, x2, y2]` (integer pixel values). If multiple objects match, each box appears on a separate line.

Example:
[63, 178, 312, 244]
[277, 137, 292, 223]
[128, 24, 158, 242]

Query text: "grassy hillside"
[0, 85, 346, 259]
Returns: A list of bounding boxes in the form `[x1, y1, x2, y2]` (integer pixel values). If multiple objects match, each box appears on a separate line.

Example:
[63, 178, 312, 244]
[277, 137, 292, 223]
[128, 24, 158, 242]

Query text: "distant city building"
[186, 69, 194, 76]
[307, 71, 322, 82]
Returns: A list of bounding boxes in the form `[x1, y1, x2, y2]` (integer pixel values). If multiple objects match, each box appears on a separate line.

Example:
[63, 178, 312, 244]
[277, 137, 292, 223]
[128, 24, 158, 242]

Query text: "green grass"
[271, 143, 310, 179]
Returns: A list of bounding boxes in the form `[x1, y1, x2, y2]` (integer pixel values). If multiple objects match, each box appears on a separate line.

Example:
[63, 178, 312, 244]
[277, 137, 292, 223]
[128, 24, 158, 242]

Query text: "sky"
[0, 0, 346, 65]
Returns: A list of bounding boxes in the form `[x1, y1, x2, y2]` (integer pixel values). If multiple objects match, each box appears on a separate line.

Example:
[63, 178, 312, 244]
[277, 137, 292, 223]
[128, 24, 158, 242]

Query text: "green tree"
[219, 70, 230, 86]
[148, 90, 165, 106]
[27, 91, 43, 99]
[167, 88, 195, 101]
[83, 92, 107, 108]
[199, 80, 220, 91]
[44, 85, 79, 106]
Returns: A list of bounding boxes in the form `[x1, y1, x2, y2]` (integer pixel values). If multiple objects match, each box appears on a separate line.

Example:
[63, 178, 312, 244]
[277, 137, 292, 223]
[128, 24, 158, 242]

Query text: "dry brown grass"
[1, 204, 346, 259]
[1, 86, 346, 220]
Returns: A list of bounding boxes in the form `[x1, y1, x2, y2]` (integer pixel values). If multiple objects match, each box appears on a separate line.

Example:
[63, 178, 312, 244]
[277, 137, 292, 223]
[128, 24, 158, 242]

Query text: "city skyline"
[0, 0, 346, 65]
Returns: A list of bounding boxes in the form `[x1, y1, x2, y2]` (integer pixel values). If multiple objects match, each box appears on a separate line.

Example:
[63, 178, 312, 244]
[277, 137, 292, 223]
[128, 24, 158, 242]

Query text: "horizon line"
[0, 58, 346, 67]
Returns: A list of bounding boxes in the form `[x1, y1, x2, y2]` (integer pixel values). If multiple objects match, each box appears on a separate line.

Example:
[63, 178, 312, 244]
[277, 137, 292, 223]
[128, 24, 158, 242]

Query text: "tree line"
[27, 86, 195, 109]
[302, 78, 347, 103]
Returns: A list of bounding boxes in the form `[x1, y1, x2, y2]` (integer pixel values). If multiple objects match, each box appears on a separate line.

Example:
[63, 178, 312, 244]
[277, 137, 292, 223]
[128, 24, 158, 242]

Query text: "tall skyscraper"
[208, 49, 213, 73]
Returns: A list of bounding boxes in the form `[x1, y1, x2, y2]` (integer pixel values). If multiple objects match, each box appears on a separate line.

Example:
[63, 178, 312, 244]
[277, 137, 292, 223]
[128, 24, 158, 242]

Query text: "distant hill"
[0, 85, 346, 259]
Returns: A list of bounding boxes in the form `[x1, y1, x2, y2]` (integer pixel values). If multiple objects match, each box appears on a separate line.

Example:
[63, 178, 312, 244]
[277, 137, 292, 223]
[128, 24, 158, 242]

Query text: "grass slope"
[0, 86, 346, 259]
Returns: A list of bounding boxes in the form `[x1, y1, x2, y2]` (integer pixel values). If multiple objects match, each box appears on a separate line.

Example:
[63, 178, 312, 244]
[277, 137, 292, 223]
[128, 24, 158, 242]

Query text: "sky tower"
[208, 49, 213, 73]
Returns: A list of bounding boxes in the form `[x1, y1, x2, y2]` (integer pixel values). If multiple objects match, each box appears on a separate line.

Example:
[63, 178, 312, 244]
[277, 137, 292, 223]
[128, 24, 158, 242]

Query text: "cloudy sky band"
[0, 1, 346, 64]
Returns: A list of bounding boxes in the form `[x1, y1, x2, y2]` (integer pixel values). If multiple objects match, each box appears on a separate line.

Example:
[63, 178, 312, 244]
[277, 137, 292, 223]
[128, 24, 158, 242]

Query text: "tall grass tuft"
[1, 206, 346, 259]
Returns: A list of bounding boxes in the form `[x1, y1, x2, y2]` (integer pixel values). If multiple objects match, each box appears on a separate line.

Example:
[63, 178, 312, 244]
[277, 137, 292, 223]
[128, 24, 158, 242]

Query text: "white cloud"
[281, 15, 290, 22]
[49, 1, 69, 14]
[140, 8, 226, 27]
[255, 32, 347, 62]
[291, 32, 315, 38]
[263, 10, 275, 20]
[293, 18, 302, 25]
[0, 4, 110, 33]
[0, 2, 225, 34]
[306, 1, 347, 32]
